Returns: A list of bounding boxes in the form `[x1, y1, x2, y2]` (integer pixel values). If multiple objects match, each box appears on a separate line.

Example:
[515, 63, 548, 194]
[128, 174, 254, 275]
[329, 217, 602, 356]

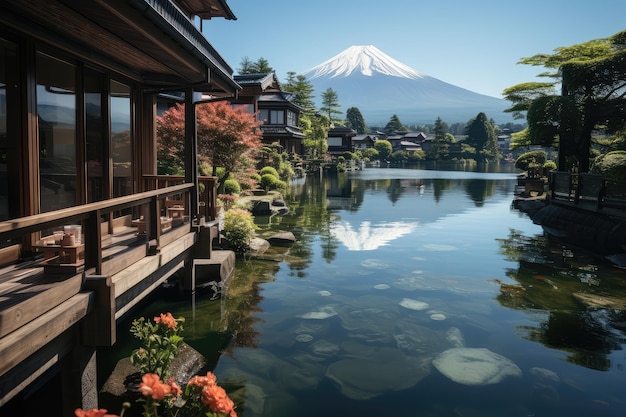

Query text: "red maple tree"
[156, 101, 263, 190]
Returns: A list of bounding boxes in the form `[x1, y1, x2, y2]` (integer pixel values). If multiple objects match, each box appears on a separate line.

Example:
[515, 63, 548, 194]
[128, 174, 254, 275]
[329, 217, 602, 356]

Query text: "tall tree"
[156, 102, 263, 192]
[383, 114, 408, 135]
[319, 88, 343, 125]
[283, 72, 316, 115]
[427, 117, 453, 160]
[503, 30, 626, 172]
[465, 112, 499, 162]
[345, 107, 367, 134]
[300, 113, 329, 159]
[238, 57, 274, 74]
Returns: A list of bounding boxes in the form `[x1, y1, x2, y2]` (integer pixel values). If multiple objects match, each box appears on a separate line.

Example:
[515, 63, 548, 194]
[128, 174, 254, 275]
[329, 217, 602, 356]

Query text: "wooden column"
[184, 88, 199, 221]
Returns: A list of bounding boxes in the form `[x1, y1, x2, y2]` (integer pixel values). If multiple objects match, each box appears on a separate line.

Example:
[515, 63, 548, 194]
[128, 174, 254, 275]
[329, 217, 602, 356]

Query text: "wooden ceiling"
[0, 0, 239, 94]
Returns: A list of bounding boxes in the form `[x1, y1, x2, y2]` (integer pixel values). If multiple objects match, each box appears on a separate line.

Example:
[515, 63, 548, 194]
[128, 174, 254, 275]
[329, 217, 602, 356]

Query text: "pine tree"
[319, 88, 343, 125]
[465, 112, 499, 161]
[283, 72, 316, 115]
[345, 107, 367, 134]
[383, 114, 407, 135]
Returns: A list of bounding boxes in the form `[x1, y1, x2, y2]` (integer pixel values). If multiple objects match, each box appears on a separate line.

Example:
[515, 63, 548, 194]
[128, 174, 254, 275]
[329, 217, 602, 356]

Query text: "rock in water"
[432, 347, 521, 385]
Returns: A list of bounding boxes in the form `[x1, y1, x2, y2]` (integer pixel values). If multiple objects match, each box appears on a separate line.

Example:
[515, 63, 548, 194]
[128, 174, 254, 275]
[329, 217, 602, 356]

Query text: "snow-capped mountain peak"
[303, 45, 424, 80]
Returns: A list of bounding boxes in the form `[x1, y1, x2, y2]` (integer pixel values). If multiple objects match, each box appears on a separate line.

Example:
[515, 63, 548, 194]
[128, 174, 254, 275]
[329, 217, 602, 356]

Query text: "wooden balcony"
[0, 179, 216, 408]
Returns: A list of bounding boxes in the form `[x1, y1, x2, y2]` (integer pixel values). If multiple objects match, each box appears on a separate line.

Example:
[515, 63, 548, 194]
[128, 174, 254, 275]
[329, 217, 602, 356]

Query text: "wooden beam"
[0, 292, 92, 377]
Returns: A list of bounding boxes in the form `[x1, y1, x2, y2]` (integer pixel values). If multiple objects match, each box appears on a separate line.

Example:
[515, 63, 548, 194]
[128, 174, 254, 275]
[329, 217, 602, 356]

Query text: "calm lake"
[109, 165, 626, 417]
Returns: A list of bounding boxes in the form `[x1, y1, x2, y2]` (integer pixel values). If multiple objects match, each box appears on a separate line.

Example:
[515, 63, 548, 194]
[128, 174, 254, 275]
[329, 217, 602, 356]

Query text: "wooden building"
[327, 125, 357, 156]
[231, 72, 305, 154]
[0, 0, 240, 414]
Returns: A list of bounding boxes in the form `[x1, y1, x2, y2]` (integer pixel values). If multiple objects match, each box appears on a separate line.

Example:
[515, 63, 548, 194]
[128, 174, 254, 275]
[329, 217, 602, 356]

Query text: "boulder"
[432, 347, 521, 385]
[267, 231, 296, 247]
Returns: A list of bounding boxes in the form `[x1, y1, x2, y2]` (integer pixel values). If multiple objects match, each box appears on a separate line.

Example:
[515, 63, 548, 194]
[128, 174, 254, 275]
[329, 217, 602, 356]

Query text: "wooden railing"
[143, 175, 218, 221]
[0, 183, 194, 275]
[549, 171, 626, 214]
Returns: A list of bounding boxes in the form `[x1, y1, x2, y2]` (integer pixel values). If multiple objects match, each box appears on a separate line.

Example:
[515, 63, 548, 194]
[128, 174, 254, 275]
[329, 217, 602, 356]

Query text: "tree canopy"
[156, 101, 262, 191]
[503, 30, 626, 172]
[238, 57, 274, 74]
[383, 114, 408, 135]
[345, 107, 367, 134]
[465, 112, 499, 162]
[283, 72, 317, 115]
[427, 117, 453, 160]
[319, 88, 343, 125]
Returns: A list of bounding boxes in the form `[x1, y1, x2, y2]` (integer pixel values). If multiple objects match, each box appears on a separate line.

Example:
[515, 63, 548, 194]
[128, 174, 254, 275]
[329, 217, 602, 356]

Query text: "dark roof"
[234, 73, 278, 89]
[0, 0, 239, 94]
[174, 0, 236, 20]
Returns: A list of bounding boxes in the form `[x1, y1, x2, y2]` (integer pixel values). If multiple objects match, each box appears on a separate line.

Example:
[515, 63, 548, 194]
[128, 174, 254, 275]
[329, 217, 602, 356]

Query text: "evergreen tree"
[345, 107, 367, 134]
[283, 72, 316, 115]
[383, 114, 408, 135]
[427, 117, 453, 160]
[319, 88, 343, 125]
[238, 57, 274, 74]
[465, 112, 499, 161]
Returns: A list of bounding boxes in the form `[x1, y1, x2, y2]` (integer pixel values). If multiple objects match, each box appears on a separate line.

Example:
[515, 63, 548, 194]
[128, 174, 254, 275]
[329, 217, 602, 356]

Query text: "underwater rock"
[295, 334, 313, 343]
[318, 290, 332, 296]
[445, 327, 465, 348]
[373, 284, 390, 290]
[430, 313, 446, 320]
[267, 231, 296, 247]
[399, 298, 430, 311]
[325, 347, 431, 400]
[432, 347, 522, 385]
[529, 367, 560, 384]
[311, 339, 341, 357]
[360, 259, 389, 269]
[298, 305, 338, 319]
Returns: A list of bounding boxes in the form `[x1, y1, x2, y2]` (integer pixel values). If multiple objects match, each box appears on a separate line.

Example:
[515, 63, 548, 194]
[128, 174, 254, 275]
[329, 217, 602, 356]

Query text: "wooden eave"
[0, 0, 239, 95]
[173, 0, 236, 20]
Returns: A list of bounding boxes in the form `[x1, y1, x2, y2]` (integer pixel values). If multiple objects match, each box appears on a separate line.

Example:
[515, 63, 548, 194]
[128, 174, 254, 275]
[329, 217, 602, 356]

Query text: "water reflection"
[113, 167, 626, 417]
[496, 229, 626, 370]
[330, 220, 419, 251]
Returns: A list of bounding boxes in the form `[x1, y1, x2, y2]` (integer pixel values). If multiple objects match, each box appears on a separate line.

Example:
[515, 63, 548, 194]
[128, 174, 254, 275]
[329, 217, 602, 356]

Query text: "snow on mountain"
[304, 45, 424, 80]
[300, 45, 513, 125]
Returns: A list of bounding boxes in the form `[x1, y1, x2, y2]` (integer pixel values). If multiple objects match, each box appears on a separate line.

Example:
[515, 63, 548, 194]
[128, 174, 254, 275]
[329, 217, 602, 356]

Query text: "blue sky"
[203, 0, 626, 98]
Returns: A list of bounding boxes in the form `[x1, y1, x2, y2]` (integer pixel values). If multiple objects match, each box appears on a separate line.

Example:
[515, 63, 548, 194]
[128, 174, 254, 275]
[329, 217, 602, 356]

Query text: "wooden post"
[184, 88, 199, 222]
[61, 345, 98, 415]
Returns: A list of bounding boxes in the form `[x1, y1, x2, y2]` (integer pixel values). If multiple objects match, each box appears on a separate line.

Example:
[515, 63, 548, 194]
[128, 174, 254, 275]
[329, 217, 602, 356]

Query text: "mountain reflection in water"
[112, 166, 626, 417]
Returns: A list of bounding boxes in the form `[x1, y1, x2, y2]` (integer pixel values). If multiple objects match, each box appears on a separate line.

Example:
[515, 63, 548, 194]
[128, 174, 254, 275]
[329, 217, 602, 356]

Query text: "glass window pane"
[111, 80, 132, 197]
[85, 71, 104, 202]
[37, 53, 77, 212]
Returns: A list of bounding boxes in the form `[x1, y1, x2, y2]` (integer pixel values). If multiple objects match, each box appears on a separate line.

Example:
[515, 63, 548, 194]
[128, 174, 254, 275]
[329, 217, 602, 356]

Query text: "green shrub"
[260, 166, 279, 178]
[223, 179, 241, 195]
[591, 151, 626, 183]
[515, 150, 547, 175]
[259, 173, 285, 191]
[222, 208, 257, 253]
[251, 173, 262, 182]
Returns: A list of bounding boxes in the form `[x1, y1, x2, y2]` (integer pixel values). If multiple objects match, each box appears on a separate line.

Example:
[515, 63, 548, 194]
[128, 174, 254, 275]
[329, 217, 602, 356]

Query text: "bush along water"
[74, 313, 237, 417]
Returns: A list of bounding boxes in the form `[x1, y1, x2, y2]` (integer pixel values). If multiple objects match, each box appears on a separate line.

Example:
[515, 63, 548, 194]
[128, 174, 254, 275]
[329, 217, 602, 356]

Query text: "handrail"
[549, 171, 626, 215]
[0, 183, 194, 239]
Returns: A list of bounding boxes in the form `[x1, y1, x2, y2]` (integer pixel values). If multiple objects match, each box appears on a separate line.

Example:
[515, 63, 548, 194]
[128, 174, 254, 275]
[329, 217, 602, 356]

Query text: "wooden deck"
[0, 181, 213, 412]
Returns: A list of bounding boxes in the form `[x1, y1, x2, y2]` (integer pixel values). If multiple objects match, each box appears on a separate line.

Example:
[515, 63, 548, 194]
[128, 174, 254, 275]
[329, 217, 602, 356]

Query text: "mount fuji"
[301, 45, 513, 126]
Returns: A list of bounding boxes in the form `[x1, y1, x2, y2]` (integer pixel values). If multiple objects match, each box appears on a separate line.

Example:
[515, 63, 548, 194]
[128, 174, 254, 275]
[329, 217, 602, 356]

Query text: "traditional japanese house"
[0, 0, 240, 414]
[231, 72, 305, 155]
[327, 125, 357, 156]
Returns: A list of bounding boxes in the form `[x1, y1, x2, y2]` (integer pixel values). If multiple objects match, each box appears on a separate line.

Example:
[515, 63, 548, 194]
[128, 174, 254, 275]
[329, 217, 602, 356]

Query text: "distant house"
[352, 134, 377, 150]
[387, 131, 426, 152]
[231, 72, 305, 155]
[327, 125, 357, 156]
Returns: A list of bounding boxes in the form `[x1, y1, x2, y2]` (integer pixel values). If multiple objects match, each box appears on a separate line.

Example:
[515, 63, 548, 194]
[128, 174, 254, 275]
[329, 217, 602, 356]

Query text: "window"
[258, 109, 285, 125]
[85, 70, 105, 202]
[287, 110, 297, 127]
[327, 137, 342, 147]
[37, 53, 77, 212]
[111, 80, 132, 197]
[0, 38, 17, 220]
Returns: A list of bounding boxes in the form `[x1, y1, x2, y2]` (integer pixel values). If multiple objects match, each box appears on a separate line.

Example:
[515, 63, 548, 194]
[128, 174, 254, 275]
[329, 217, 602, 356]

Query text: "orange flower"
[74, 408, 119, 417]
[188, 371, 217, 388]
[201, 384, 236, 417]
[167, 377, 183, 396]
[138, 373, 171, 400]
[153, 312, 177, 329]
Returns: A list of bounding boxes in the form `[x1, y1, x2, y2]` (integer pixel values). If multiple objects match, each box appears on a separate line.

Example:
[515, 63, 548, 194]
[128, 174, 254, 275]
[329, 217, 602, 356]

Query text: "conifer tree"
[319, 88, 343, 125]
[345, 107, 367, 134]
